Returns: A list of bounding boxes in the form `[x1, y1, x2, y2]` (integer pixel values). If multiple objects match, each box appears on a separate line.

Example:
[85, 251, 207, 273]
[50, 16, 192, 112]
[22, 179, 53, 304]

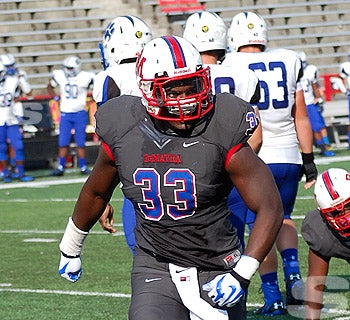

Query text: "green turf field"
[0, 150, 349, 319]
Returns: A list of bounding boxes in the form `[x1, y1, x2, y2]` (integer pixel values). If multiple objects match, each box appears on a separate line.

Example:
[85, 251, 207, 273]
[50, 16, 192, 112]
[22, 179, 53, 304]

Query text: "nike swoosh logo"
[175, 267, 191, 273]
[145, 278, 162, 283]
[183, 141, 199, 148]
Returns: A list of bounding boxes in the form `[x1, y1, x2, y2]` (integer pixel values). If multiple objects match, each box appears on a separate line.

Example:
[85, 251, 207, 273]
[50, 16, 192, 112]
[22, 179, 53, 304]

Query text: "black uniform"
[301, 209, 350, 262]
[95, 92, 258, 320]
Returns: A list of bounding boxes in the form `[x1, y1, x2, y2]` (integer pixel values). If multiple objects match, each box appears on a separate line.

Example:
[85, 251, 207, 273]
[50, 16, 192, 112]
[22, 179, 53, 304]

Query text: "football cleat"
[18, 175, 34, 182]
[254, 300, 286, 316]
[80, 167, 91, 175]
[2, 174, 12, 183]
[320, 150, 335, 157]
[285, 273, 304, 306]
[51, 168, 64, 176]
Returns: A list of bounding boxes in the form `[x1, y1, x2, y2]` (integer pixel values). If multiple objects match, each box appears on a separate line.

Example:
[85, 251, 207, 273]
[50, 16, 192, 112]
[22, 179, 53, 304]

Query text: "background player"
[339, 56, 350, 149]
[223, 11, 317, 315]
[93, 15, 153, 254]
[58, 35, 283, 320]
[0, 58, 34, 183]
[47, 56, 94, 176]
[297, 51, 334, 157]
[183, 10, 262, 250]
[301, 168, 350, 320]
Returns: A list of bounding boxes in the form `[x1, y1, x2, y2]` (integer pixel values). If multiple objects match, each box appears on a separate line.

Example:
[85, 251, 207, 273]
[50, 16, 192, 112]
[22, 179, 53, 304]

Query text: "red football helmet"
[314, 168, 350, 237]
[136, 35, 213, 122]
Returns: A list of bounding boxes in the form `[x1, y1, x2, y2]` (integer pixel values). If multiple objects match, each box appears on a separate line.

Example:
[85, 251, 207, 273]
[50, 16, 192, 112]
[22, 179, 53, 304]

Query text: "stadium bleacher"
[0, 0, 348, 167]
[1, 0, 349, 99]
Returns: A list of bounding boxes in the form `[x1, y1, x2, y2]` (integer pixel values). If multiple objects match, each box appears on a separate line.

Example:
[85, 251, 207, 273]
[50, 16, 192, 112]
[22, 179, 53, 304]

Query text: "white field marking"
[0, 198, 124, 202]
[0, 229, 124, 235]
[23, 238, 57, 243]
[0, 287, 131, 298]
[315, 155, 350, 165]
[1, 153, 349, 190]
[0, 287, 348, 319]
[0, 177, 88, 190]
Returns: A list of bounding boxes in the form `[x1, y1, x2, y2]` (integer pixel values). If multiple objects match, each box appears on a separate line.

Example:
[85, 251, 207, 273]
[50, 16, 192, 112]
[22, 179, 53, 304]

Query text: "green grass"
[0, 150, 349, 319]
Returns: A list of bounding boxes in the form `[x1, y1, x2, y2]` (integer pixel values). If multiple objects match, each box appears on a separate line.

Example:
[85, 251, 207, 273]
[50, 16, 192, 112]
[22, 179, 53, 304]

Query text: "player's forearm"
[296, 117, 314, 154]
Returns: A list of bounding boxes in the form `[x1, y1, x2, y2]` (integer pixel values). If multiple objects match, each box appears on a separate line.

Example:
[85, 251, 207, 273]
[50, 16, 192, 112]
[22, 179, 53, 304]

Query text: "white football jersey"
[208, 63, 260, 104]
[300, 64, 318, 105]
[93, 62, 141, 105]
[339, 61, 350, 89]
[49, 69, 94, 113]
[223, 48, 303, 164]
[0, 75, 25, 126]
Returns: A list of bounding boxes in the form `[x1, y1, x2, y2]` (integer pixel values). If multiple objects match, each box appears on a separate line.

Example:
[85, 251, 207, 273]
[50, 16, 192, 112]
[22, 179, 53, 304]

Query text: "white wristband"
[232, 255, 260, 280]
[59, 217, 88, 257]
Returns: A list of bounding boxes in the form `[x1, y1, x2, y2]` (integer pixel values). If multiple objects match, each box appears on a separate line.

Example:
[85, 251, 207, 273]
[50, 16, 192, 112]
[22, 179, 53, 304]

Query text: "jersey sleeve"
[95, 95, 141, 146]
[301, 210, 347, 259]
[215, 93, 258, 148]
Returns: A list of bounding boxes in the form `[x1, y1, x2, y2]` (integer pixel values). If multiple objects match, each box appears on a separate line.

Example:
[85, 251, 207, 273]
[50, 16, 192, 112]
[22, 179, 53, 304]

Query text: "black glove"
[300, 152, 318, 182]
[316, 100, 324, 113]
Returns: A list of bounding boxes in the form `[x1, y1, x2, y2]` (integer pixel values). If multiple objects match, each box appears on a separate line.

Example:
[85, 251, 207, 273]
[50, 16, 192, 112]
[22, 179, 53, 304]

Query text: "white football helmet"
[314, 168, 350, 237]
[0, 61, 6, 82]
[183, 11, 227, 61]
[102, 15, 152, 68]
[296, 51, 307, 69]
[136, 35, 212, 122]
[227, 11, 268, 52]
[63, 56, 81, 77]
[1, 53, 17, 75]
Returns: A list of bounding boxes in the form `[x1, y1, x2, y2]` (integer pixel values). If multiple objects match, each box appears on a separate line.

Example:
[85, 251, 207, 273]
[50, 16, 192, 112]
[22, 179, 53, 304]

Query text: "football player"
[183, 10, 262, 251]
[339, 57, 350, 149]
[302, 168, 350, 319]
[223, 12, 317, 315]
[47, 56, 94, 176]
[92, 15, 153, 254]
[58, 35, 284, 320]
[0, 58, 34, 183]
[297, 51, 334, 156]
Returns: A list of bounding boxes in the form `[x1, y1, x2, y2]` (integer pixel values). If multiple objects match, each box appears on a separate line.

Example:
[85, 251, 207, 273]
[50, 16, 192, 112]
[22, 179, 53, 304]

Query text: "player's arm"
[203, 144, 283, 307]
[293, 89, 317, 189]
[227, 143, 283, 262]
[58, 144, 120, 282]
[72, 144, 120, 231]
[305, 249, 330, 320]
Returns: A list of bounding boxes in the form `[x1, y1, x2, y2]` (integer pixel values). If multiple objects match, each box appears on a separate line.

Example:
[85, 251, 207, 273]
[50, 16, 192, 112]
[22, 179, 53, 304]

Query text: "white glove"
[58, 252, 82, 283]
[202, 272, 245, 307]
[58, 217, 88, 282]
[202, 255, 260, 307]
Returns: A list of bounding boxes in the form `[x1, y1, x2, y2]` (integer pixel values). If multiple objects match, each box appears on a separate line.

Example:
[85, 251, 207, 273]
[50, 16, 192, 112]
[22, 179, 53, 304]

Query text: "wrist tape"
[59, 217, 88, 258]
[232, 255, 260, 281]
[301, 152, 314, 164]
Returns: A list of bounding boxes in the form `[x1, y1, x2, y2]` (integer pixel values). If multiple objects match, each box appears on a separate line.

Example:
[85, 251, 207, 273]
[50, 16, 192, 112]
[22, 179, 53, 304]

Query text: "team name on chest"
[143, 153, 182, 164]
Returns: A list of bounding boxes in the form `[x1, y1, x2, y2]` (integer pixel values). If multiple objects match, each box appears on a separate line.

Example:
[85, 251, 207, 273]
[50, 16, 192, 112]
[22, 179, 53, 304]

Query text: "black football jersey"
[301, 209, 350, 262]
[95, 93, 258, 270]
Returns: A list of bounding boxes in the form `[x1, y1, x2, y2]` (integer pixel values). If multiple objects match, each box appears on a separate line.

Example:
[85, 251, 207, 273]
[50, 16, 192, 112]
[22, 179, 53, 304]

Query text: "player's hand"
[99, 203, 117, 233]
[316, 101, 324, 113]
[300, 152, 317, 189]
[202, 272, 247, 307]
[58, 252, 82, 283]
